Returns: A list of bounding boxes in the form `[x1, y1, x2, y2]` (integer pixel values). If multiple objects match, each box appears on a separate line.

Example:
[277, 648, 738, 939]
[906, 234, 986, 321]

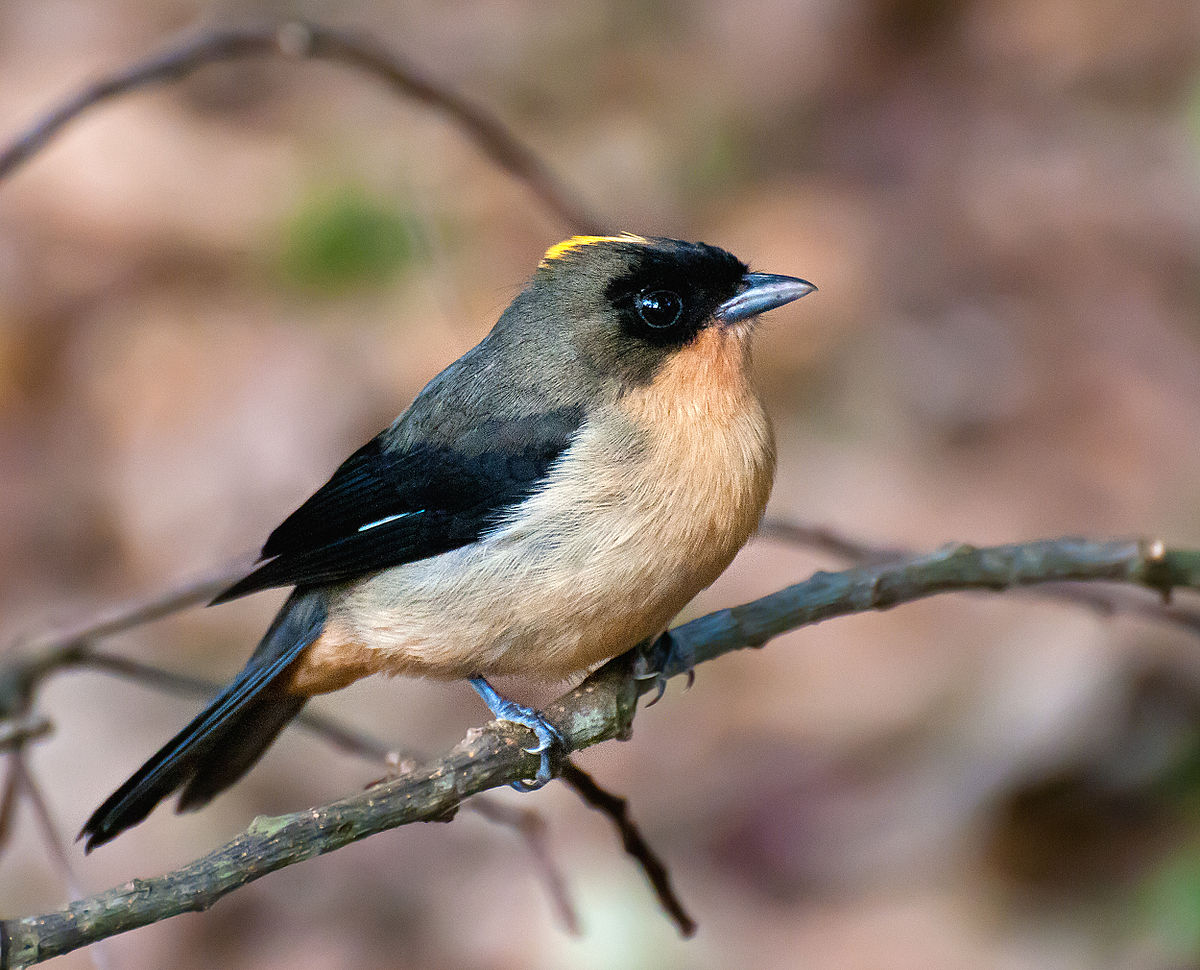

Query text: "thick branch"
[0, 22, 605, 233]
[1, 656, 639, 968]
[3, 536, 1199, 965]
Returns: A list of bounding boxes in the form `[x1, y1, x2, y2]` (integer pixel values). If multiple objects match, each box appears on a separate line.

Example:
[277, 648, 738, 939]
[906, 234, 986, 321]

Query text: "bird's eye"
[634, 290, 683, 329]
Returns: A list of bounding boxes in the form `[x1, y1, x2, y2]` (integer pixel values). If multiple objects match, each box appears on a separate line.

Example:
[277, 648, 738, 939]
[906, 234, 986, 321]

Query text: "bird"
[79, 233, 816, 851]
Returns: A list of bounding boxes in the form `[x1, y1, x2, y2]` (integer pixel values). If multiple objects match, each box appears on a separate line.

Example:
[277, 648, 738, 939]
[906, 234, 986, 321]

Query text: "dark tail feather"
[80, 591, 326, 852]
[176, 693, 305, 811]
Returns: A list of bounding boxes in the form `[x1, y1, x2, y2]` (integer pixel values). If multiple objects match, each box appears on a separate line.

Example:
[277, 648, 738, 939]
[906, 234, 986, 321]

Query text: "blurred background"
[3, 0, 1200, 967]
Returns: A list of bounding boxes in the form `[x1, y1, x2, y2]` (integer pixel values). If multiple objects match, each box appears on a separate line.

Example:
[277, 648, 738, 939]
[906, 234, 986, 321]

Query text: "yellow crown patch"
[540, 233, 648, 267]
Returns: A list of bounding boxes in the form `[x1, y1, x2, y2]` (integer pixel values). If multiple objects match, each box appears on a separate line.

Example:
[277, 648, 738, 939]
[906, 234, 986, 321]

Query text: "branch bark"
[755, 521, 1200, 637]
[3, 537, 1198, 966]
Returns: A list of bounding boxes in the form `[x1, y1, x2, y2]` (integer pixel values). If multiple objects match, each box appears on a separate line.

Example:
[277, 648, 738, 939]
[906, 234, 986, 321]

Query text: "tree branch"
[3, 537, 1198, 965]
[757, 521, 1200, 639]
[1, 646, 591, 937]
[64, 651, 589, 933]
[0, 22, 606, 234]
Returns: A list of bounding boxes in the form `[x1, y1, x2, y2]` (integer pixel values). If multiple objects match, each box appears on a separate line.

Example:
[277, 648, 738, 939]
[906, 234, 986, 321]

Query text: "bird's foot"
[469, 676, 564, 790]
[632, 630, 696, 706]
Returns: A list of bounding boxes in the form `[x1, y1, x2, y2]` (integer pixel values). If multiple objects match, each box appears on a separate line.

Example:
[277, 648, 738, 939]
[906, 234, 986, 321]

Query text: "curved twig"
[0, 22, 606, 233]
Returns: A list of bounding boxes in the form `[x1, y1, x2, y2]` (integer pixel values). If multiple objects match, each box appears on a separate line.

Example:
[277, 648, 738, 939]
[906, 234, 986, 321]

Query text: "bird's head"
[500, 234, 816, 390]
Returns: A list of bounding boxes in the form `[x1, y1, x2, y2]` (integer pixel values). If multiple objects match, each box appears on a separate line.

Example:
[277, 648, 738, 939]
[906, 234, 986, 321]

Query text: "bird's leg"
[468, 676, 564, 791]
[632, 629, 696, 706]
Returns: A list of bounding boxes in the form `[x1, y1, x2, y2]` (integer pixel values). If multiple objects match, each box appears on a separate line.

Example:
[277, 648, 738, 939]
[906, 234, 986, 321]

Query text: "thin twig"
[0, 555, 255, 725]
[74, 651, 409, 764]
[12, 553, 255, 658]
[9, 759, 112, 970]
[0, 718, 52, 753]
[10, 757, 86, 907]
[1025, 581, 1200, 634]
[758, 519, 1200, 637]
[757, 518, 907, 563]
[469, 798, 581, 935]
[0, 22, 605, 233]
[0, 763, 19, 856]
[561, 762, 695, 937]
[5, 538, 1199, 965]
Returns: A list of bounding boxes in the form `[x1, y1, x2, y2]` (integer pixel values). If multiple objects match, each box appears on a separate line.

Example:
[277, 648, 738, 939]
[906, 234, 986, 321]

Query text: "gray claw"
[469, 676, 565, 790]
[644, 675, 668, 707]
[635, 631, 695, 707]
[523, 720, 563, 755]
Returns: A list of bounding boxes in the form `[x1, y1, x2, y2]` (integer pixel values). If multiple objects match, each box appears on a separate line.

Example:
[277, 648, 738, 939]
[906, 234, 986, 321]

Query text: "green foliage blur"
[276, 186, 420, 293]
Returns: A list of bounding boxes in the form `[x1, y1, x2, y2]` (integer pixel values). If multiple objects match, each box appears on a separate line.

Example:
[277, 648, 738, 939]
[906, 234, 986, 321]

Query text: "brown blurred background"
[3, 0, 1200, 967]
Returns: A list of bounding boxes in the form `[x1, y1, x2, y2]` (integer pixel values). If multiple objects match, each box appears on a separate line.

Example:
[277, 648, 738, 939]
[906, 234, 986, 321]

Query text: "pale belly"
[324, 521, 740, 682]
[288, 328, 776, 694]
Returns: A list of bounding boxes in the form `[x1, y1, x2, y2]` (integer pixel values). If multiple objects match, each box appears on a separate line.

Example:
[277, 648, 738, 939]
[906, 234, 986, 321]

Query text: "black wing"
[212, 407, 583, 603]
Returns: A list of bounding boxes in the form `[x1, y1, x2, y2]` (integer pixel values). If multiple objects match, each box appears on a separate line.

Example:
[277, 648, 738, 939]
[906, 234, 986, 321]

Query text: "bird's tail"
[79, 590, 327, 852]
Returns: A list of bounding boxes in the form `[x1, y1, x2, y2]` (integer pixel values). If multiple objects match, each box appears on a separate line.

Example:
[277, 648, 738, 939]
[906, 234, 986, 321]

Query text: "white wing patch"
[357, 510, 424, 532]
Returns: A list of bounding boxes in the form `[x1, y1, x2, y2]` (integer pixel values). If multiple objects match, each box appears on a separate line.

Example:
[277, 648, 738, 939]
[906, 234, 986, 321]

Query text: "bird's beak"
[715, 272, 817, 325]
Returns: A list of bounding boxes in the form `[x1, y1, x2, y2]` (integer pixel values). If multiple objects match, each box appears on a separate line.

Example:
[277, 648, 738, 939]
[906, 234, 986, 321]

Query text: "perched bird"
[80, 234, 815, 851]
